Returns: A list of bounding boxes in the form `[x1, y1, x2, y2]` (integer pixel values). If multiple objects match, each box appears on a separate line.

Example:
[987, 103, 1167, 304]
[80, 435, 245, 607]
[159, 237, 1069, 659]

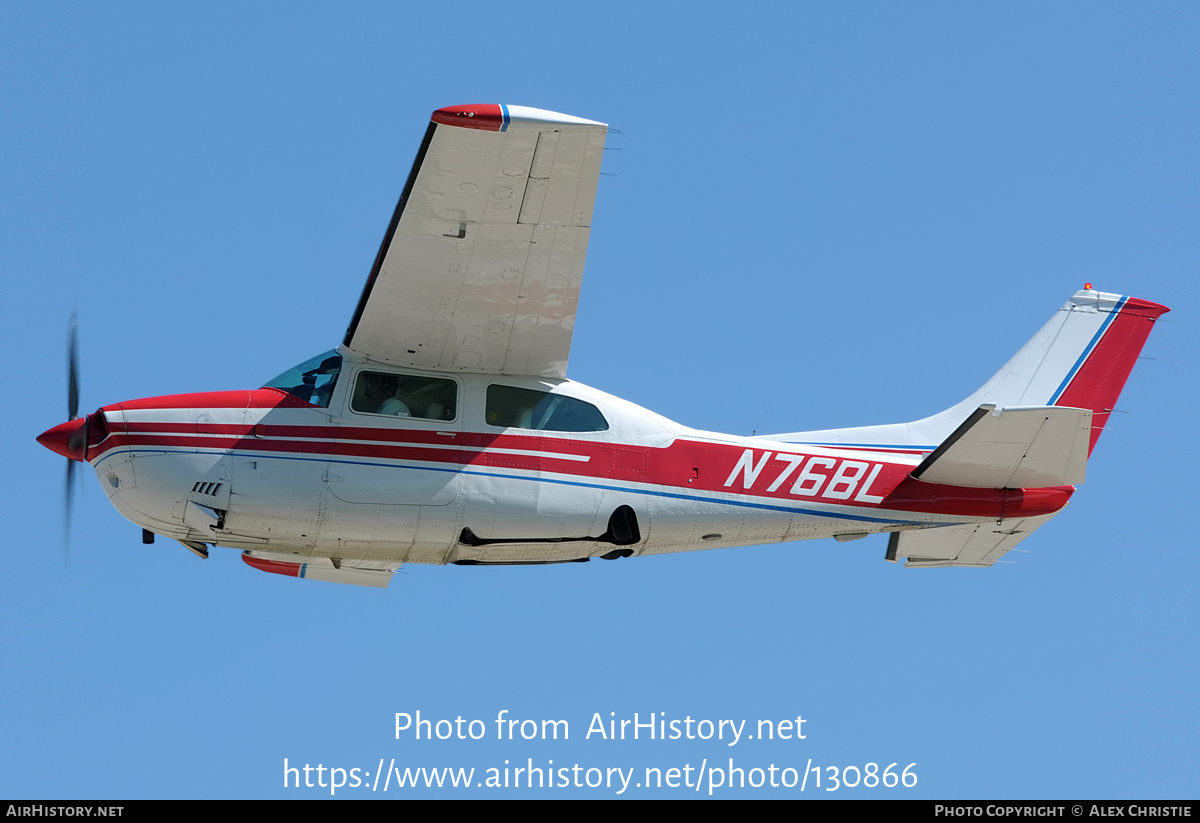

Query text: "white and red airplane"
[37, 104, 1169, 587]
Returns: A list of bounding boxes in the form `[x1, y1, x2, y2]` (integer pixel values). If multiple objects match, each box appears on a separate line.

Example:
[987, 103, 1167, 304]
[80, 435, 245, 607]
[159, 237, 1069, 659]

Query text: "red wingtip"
[242, 553, 303, 578]
[431, 104, 504, 131]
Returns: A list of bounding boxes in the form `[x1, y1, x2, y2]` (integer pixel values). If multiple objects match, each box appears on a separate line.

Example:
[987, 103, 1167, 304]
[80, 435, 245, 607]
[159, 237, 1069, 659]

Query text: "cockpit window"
[263, 351, 342, 408]
[351, 371, 457, 421]
[485, 385, 608, 432]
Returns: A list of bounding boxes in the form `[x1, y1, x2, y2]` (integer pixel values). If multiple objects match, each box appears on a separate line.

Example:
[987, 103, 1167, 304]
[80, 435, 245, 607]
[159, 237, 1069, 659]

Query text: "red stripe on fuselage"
[113, 388, 313, 412]
[94, 419, 1043, 514]
[95, 387, 1075, 520]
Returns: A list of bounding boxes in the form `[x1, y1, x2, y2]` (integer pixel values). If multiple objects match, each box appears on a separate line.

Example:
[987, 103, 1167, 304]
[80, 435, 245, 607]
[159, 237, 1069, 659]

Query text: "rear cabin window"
[485, 385, 608, 432]
[351, 371, 457, 421]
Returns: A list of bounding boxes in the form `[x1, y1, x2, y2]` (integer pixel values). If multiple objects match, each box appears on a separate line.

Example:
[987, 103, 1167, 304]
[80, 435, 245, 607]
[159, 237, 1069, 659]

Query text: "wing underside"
[343, 104, 608, 378]
[243, 550, 402, 588]
[887, 513, 1057, 568]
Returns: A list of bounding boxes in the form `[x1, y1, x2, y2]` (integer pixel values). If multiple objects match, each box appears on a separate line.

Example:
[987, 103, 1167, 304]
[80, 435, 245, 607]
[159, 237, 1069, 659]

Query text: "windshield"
[263, 350, 342, 408]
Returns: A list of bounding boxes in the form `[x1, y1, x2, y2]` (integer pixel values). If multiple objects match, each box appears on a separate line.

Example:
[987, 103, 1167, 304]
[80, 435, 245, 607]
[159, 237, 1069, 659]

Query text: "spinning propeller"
[65, 312, 81, 548]
[37, 312, 89, 557]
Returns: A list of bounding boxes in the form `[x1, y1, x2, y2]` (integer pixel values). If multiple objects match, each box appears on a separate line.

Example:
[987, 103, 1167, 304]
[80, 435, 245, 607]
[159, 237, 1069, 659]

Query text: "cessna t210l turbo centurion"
[38, 104, 1169, 588]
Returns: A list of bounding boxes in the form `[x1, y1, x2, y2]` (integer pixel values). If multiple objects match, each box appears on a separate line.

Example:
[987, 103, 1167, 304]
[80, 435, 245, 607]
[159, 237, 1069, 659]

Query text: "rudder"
[1048, 294, 1169, 454]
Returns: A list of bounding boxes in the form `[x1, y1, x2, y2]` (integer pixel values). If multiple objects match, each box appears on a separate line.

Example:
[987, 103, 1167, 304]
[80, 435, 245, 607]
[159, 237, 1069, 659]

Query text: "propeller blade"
[64, 310, 81, 564]
[68, 311, 79, 421]
[64, 457, 75, 563]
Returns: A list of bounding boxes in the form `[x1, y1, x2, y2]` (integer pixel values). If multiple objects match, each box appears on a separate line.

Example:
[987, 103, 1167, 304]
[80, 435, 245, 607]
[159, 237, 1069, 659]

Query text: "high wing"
[342, 104, 608, 379]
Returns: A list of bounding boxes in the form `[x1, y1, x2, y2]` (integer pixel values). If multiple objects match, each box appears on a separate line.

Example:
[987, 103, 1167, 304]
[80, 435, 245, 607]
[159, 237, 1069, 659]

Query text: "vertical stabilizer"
[766, 289, 1169, 452]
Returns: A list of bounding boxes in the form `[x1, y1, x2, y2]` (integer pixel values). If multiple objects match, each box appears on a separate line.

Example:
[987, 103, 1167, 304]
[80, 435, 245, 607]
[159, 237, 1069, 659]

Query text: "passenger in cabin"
[379, 389, 411, 417]
[361, 374, 411, 417]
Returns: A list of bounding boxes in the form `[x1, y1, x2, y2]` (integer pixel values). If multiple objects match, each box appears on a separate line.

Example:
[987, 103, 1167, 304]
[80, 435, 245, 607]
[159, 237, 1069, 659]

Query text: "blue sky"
[3, 2, 1198, 798]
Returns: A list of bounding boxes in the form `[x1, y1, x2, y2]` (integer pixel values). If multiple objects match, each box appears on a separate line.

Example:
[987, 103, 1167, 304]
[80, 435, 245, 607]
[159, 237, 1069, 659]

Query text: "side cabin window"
[262, 351, 342, 408]
[485, 385, 608, 432]
[351, 371, 457, 421]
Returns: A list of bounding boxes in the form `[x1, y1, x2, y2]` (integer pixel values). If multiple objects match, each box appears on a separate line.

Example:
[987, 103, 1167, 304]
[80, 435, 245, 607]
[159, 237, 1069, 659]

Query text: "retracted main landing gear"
[454, 505, 642, 565]
[598, 505, 639, 559]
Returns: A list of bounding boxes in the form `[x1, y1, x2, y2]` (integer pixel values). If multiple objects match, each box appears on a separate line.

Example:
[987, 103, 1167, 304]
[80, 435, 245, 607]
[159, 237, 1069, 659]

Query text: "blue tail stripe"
[1049, 296, 1128, 404]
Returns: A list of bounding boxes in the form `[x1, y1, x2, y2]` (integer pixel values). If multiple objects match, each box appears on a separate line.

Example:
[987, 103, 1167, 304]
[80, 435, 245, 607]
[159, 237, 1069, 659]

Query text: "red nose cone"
[37, 418, 88, 461]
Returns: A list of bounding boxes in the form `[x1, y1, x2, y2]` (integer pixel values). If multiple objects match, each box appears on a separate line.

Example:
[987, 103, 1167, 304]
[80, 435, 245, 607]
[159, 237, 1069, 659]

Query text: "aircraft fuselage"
[76, 360, 1066, 567]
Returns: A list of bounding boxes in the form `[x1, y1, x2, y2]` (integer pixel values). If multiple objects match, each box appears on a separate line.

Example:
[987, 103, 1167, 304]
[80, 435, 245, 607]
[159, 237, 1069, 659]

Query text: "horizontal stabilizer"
[912, 405, 1091, 489]
[887, 513, 1057, 568]
[242, 551, 401, 588]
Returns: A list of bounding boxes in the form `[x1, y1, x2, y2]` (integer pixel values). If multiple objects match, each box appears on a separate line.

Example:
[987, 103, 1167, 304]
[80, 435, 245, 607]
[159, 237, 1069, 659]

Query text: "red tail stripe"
[1056, 300, 1169, 454]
